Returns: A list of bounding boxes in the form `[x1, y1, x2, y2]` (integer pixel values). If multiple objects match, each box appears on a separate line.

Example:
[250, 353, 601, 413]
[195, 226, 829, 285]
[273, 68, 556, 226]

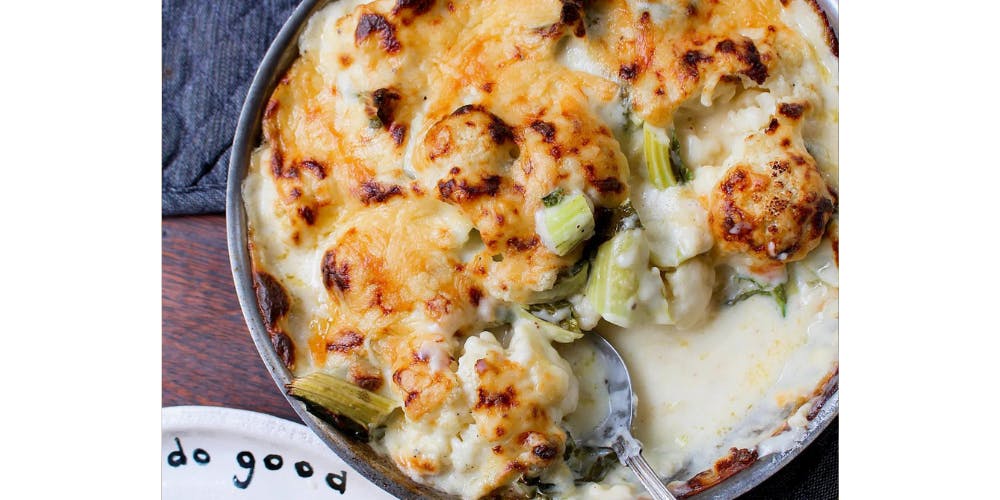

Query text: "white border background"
[1, 0, 999, 496]
[0, 1, 161, 495]
[840, 1, 1000, 497]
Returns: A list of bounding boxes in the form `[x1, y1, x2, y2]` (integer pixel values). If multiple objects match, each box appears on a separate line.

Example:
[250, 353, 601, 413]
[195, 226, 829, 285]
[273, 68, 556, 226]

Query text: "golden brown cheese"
[577, 0, 780, 125]
[464, 341, 567, 485]
[708, 100, 835, 266]
[317, 199, 473, 331]
[387, 332, 460, 419]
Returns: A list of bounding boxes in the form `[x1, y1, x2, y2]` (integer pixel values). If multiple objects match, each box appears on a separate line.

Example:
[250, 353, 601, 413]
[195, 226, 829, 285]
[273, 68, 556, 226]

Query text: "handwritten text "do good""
[166, 437, 348, 494]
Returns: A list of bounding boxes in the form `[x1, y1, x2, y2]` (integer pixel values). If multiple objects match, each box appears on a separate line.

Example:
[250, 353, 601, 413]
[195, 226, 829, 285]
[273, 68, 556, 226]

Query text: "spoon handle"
[614, 435, 676, 500]
[625, 453, 676, 500]
[623, 453, 676, 500]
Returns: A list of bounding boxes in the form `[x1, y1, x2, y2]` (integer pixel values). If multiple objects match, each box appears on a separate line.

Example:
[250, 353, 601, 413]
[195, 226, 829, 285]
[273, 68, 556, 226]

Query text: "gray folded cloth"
[162, 0, 297, 215]
[160, 2, 837, 495]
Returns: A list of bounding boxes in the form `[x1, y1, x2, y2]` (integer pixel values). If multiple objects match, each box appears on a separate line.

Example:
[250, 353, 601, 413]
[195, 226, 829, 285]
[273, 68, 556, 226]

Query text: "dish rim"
[225, 1, 840, 498]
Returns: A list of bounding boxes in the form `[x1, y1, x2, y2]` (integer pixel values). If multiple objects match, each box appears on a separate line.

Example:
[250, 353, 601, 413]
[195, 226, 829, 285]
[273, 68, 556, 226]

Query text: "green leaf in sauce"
[772, 283, 787, 317]
[563, 433, 618, 483]
[669, 131, 693, 183]
[512, 475, 558, 499]
[724, 276, 787, 317]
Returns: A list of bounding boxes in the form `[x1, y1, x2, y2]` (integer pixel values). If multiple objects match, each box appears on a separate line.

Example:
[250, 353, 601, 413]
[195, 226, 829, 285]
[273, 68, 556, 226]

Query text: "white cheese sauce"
[598, 279, 837, 481]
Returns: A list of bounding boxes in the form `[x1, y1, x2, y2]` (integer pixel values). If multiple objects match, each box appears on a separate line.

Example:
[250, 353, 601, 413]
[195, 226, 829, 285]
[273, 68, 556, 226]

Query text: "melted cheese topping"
[243, 0, 838, 498]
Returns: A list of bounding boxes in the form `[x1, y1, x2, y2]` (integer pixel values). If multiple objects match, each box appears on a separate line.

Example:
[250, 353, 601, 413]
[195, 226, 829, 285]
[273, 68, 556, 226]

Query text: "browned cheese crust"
[708, 102, 836, 266]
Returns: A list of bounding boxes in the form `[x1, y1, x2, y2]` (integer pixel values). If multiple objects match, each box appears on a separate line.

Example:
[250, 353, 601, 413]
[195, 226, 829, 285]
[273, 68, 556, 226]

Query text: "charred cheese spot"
[264, 98, 280, 119]
[802, 0, 839, 56]
[533, 443, 558, 460]
[682, 50, 715, 78]
[388, 122, 407, 145]
[529, 120, 556, 143]
[392, 0, 435, 18]
[437, 175, 502, 202]
[299, 159, 328, 179]
[765, 117, 780, 135]
[364, 87, 401, 126]
[584, 164, 625, 195]
[351, 370, 384, 391]
[476, 386, 517, 410]
[534, 0, 587, 39]
[618, 63, 638, 81]
[355, 13, 401, 53]
[468, 287, 483, 306]
[778, 101, 806, 119]
[358, 179, 404, 205]
[296, 205, 317, 225]
[519, 431, 561, 466]
[534, 22, 563, 39]
[270, 331, 295, 370]
[253, 271, 290, 332]
[321, 249, 351, 292]
[506, 235, 539, 252]
[326, 329, 364, 352]
[270, 148, 296, 179]
[558, 0, 587, 37]
[674, 448, 759, 497]
[715, 38, 769, 84]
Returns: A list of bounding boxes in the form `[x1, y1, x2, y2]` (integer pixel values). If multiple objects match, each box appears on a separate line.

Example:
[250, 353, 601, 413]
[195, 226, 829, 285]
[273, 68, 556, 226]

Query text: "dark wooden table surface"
[162, 214, 299, 423]
[162, 214, 836, 499]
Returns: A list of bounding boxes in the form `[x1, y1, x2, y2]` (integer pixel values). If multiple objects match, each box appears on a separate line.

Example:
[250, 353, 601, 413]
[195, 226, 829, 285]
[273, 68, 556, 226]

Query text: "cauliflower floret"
[632, 184, 714, 268]
[431, 327, 578, 498]
[708, 101, 835, 265]
[665, 256, 716, 329]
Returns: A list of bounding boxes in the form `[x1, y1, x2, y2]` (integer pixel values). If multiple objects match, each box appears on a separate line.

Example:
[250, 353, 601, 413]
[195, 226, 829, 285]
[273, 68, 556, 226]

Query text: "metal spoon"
[580, 333, 676, 500]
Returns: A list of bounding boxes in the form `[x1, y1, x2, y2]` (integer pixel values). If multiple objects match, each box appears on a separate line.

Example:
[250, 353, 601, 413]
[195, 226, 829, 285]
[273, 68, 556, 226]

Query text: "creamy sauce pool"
[557, 255, 837, 497]
[598, 276, 837, 483]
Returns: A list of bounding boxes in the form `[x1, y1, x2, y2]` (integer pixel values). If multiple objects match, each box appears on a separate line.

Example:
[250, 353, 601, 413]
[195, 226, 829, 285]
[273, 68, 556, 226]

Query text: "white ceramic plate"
[162, 406, 395, 499]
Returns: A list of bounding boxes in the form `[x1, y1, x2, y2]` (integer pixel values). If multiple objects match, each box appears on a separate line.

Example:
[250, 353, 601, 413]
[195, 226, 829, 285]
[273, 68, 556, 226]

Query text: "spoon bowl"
[578, 333, 634, 448]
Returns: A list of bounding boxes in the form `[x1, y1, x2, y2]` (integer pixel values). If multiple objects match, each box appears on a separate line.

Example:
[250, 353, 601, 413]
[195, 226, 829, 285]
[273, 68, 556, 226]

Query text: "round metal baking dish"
[227, 1, 839, 498]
